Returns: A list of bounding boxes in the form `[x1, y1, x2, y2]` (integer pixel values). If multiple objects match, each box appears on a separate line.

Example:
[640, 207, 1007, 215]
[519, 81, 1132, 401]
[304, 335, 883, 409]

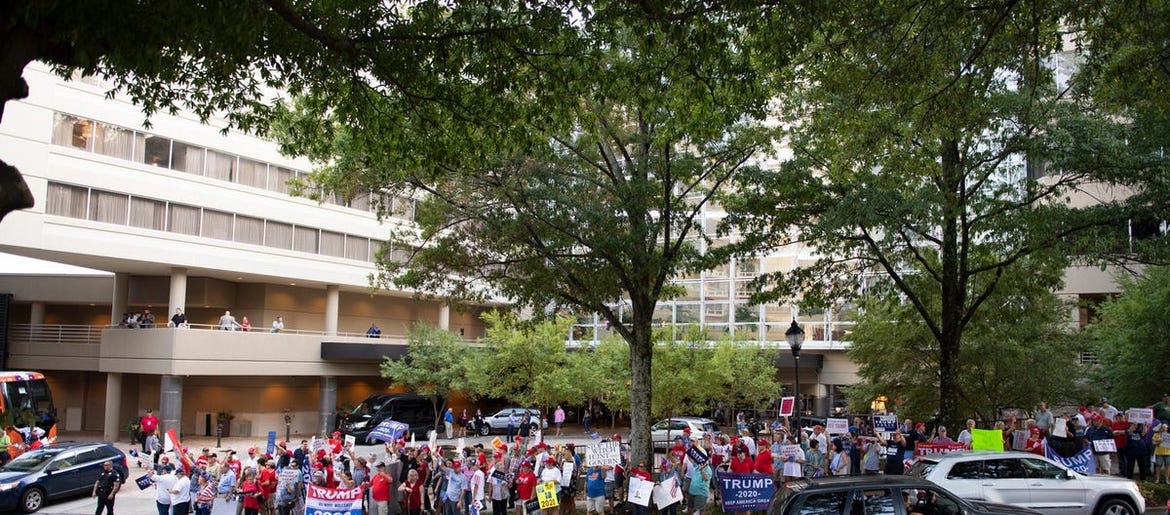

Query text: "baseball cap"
[545, 456, 556, 464]
[452, 460, 462, 468]
[248, 447, 256, 454]
[758, 438, 768, 446]
[376, 462, 386, 468]
[613, 434, 622, 441]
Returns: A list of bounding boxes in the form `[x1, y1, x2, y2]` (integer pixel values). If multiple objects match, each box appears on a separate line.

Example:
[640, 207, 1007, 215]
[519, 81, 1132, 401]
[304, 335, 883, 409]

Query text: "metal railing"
[8, 324, 106, 345]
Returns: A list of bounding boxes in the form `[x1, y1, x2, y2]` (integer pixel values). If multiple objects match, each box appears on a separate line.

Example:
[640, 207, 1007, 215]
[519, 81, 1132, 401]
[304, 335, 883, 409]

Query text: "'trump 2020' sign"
[305, 484, 363, 515]
[716, 472, 774, 513]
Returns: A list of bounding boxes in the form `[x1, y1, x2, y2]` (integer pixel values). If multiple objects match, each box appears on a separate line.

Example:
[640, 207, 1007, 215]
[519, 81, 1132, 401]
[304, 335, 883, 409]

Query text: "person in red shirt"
[754, 438, 773, 476]
[328, 431, 343, 456]
[239, 469, 263, 515]
[399, 468, 424, 515]
[513, 461, 537, 515]
[628, 462, 653, 515]
[140, 409, 159, 453]
[1025, 427, 1044, 456]
[669, 436, 687, 465]
[729, 446, 755, 473]
[259, 459, 278, 515]
[371, 462, 393, 515]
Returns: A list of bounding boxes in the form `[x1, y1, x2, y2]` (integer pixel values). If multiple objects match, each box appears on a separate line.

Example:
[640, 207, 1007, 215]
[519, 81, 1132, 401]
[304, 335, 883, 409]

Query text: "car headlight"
[0, 481, 21, 492]
[351, 421, 367, 429]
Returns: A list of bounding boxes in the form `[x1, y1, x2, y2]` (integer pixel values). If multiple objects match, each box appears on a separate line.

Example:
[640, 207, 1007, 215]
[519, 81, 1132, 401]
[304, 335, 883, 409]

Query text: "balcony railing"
[8, 324, 105, 345]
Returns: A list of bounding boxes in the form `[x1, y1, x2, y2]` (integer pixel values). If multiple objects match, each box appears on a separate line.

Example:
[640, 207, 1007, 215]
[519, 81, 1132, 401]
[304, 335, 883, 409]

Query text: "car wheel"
[20, 487, 44, 513]
[479, 424, 491, 437]
[1095, 498, 1137, 515]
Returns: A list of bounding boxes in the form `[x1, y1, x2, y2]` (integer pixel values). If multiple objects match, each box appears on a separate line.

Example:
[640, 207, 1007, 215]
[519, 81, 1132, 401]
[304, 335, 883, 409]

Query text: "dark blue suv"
[0, 442, 128, 512]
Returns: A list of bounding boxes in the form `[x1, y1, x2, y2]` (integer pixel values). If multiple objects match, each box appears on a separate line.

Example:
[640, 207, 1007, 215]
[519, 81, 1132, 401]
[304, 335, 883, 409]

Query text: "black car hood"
[970, 500, 1042, 515]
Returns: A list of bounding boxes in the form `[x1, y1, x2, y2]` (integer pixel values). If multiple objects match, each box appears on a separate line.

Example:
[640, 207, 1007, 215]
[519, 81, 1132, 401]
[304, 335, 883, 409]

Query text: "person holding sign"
[657, 462, 681, 515]
[628, 462, 652, 515]
[1086, 415, 1115, 474]
[685, 460, 711, 515]
[1153, 424, 1170, 484]
[513, 462, 536, 515]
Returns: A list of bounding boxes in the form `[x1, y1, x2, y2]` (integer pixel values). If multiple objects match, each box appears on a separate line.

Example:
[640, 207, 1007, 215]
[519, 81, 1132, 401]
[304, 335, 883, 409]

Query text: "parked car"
[909, 451, 1144, 515]
[339, 394, 443, 443]
[478, 408, 547, 436]
[650, 417, 720, 449]
[0, 441, 129, 513]
[770, 475, 1041, 515]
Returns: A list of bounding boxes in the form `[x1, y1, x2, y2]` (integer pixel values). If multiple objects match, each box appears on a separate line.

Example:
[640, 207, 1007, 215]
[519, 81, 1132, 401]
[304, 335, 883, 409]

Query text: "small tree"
[1086, 266, 1170, 408]
[380, 324, 472, 430]
[464, 311, 575, 411]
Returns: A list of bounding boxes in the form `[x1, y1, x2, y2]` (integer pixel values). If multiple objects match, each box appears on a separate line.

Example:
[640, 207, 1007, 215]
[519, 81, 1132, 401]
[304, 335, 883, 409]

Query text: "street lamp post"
[785, 320, 805, 433]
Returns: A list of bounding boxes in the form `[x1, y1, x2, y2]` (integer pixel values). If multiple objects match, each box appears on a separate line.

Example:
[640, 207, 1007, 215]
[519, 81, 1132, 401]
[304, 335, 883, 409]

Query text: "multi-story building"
[0, 63, 872, 440]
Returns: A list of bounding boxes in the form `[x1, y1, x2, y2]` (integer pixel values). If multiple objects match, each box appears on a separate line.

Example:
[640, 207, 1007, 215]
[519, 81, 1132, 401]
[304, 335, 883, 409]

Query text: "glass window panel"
[349, 192, 371, 212]
[235, 215, 263, 245]
[205, 150, 236, 180]
[677, 282, 701, 301]
[51, 114, 92, 151]
[143, 135, 172, 167]
[293, 226, 318, 253]
[706, 280, 730, 300]
[706, 263, 729, 278]
[270, 167, 293, 194]
[735, 279, 755, 300]
[764, 304, 794, 322]
[652, 304, 672, 324]
[345, 236, 369, 261]
[201, 209, 232, 240]
[129, 197, 166, 230]
[320, 230, 344, 257]
[88, 190, 128, 224]
[368, 240, 384, 262]
[390, 196, 415, 220]
[45, 183, 88, 218]
[737, 259, 760, 277]
[732, 323, 759, 339]
[92, 123, 136, 160]
[167, 204, 200, 235]
[265, 221, 293, 249]
[170, 141, 205, 175]
[237, 157, 267, 187]
[676, 304, 701, 324]
[705, 303, 729, 324]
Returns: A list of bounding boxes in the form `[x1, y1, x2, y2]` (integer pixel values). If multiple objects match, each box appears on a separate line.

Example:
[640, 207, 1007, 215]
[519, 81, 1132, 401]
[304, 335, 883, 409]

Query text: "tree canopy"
[380, 322, 474, 428]
[1086, 266, 1170, 408]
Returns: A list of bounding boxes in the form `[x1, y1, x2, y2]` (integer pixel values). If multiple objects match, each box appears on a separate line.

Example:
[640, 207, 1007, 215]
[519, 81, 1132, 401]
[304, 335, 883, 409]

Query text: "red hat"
[613, 434, 622, 441]
[332, 431, 341, 437]
[452, 460, 462, 468]
[248, 447, 256, 454]
[316, 449, 326, 459]
[1030, 427, 1041, 434]
[515, 436, 523, 442]
[682, 427, 692, 435]
[758, 438, 769, 446]
[545, 456, 556, 464]
[287, 450, 295, 456]
[277, 440, 287, 448]
[915, 422, 925, 429]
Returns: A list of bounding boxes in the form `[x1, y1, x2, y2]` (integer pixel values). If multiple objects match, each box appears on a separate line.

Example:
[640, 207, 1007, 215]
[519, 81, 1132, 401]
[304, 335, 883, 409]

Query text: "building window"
[205, 150, 236, 181]
[129, 197, 166, 230]
[235, 215, 263, 245]
[167, 204, 201, 235]
[202, 209, 233, 240]
[270, 167, 293, 194]
[345, 236, 369, 261]
[293, 226, 318, 253]
[265, 221, 294, 249]
[45, 183, 89, 218]
[142, 135, 172, 167]
[51, 114, 92, 151]
[93, 123, 137, 160]
[171, 141, 205, 175]
[237, 157, 267, 187]
[320, 230, 345, 257]
[89, 190, 128, 224]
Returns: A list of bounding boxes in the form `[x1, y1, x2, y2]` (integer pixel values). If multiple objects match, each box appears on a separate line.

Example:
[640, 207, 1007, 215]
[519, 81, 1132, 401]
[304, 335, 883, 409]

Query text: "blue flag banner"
[368, 420, 409, 443]
[1045, 441, 1096, 475]
[267, 431, 277, 456]
[716, 472, 774, 513]
[873, 415, 899, 433]
[686, 445, 710, 466]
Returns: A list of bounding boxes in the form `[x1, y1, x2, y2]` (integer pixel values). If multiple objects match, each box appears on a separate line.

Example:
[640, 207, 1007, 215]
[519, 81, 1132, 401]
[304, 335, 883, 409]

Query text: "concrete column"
[111, 273, 129, 325]
[29, 302, 45, 325]
[438, 303, 451, 331]
[103, 373, 122, 442]
[324, 285, 339, 336]
[319, 376, 337, 436]
[168, 268, 188, 324]
[815, 383, 830, 418]
[160, 375, 183, 436]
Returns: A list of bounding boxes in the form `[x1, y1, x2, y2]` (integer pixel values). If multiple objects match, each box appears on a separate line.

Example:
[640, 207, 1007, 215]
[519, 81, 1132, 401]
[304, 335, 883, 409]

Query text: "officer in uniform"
[92, 460, 124, 515]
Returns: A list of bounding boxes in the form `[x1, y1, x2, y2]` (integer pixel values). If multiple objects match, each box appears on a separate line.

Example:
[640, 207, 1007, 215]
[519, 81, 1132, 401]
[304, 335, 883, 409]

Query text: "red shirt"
[630, 467, 652, 481]
[371, 472, 392, 502]
[241, 479, 262, 510]
[402, 480, 424, 510]
[754, 449, 773, 475]
[1025, 437, 1044, 455]
[729, 455, 755, 474]
[1112, 420, 1129, 451]
[141, 414, 159, 433]
[515, 471, 537, 500]
[260, 467, 278, 494]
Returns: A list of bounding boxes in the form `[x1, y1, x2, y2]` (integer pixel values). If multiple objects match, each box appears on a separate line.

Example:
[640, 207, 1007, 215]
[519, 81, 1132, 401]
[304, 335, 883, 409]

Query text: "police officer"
[93, 460, 124, 515]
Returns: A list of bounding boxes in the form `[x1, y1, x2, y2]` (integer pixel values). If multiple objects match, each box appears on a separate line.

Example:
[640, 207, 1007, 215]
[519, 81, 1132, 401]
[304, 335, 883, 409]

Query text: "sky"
[0, 252, 110, 275]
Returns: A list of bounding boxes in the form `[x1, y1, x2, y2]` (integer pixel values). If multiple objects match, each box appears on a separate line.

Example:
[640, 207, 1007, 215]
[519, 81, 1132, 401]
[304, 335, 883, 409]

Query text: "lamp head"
[785, 320, 805, 352]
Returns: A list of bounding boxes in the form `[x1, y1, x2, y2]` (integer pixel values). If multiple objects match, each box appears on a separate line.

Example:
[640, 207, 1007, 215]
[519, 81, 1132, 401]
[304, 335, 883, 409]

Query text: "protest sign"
[267, 431, 277, 456]
[914, 443, 968, 457]
[135, 474, 153, 490]
[537, 481, 560, 509]
[686, 445, 710, 465]
[826, 418, 848, 435]
[716, 472, 774, 513]
[305, 484, 363, 515]
[653, 476, 684, 508]
[1011, 430, 1029, 451]
[872, 415, 898, 433]
[970, 429, 1002, 451]
[491, 469, 507, 481]
[278, 468, 300, 483]
[491, 437, 505, 451]
[585, 442, 621, 467]
[1092, 439, 1118, 453]
[778, 397, 795, 417]
[344, 435, 356, 450]
[368, 420, 410, 443]
[1052, 418, 1068, 438]
[1128, 408, 1154, 424]
[627, 476, 653, 507]
[311, 437, 328, 454]
[779, 445, 802, 460]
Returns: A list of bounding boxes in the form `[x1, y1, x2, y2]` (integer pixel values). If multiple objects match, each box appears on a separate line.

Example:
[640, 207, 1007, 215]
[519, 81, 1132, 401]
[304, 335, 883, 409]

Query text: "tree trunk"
[627, 317, 653, 473]
[937, 137, 964, 428]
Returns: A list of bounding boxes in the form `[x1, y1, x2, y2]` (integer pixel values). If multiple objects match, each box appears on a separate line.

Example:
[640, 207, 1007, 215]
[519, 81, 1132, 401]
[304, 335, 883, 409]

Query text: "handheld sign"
[585, 442, 621, 467]
[135, 474, 154, 490]
[305, 484, 363, 515]
[652, 476, 683, 508]
[627, 476, 653, 507]
[267, 431, 277, 456]
[368, 420, 410, 443]
[1127, 408, 1154, 424]
[778, 397, 795, 417]
[716, 472, 774, 513]
[872, 415, 898, 433]
[686, 445, 710, 466]
[537, 481, 560, 509]
[826, 418, 848, 435]
[1092, 439, 1118, 453]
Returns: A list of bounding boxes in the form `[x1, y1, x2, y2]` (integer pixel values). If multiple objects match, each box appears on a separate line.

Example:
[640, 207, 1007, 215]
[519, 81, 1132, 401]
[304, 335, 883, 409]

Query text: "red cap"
[758, 438, 769, 446]
[682, 427, 692, 435]
[332, 431, 341, 437]
[545, 456, 556, 464]
[915, 422, 925, 429]
[1030, 427, 1041, 434]
[452, 460, 462, 468]
[613, 434, 622, 441]
[277, 440, 287, 448]
[248, 447, 256, 454]
[515, 436, 523, 442]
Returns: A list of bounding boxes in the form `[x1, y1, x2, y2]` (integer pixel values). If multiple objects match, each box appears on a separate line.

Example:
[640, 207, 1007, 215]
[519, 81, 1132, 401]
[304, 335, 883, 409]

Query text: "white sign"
[627, 476, 653, 507]
[585, 442, 622, 467]
[457, 437, 466, 451]
[311, 437, 328, 454]
[779, 444, 802, 460]
[428, 430, 438, 452]
[1011, 430, 1029, 451]
[344, 435, 356, 450]
[1092, 439, 1118, 453]
[652, 476, 683, 508]
[1127, 408, 1154, 424]
[826, 418, 849, 435]
[1051, 419, 1068, 438]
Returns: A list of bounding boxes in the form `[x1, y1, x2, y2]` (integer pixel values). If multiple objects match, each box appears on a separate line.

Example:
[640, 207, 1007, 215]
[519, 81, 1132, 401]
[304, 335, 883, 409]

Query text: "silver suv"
[909, 451, 1144, 515]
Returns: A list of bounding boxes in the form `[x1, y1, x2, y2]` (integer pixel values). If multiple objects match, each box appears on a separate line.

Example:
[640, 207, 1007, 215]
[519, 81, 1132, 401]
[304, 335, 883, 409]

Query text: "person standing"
[0, 428, 10, 466]
[170, 468, 192, 515]
[271, 316, 285, 333]
[371, 462, 393, 515]
[92, 461, 124, 515]
[444, 409, 455, 440]
[151, 465, 175, 515]
[1086, 415, 1115, 475]
[171, 308, 188, 328]
[367, 323, 382, 338]
[218, 311, 239, 331]
[553, 406, 565, 437]
[240, 317, 252, 332]
[874, 432, 908, 475]
[506, 411, 517, 442]
[582, 409, 591, 434]
[142, 309, 156, 328]
[140, 409, 159, 453]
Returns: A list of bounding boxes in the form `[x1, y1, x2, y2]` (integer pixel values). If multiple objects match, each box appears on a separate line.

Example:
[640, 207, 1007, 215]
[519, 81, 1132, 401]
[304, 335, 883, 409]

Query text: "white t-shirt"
[781, 448, 805, 477]
[170, 474, 192, 504]
[154, 473, 176, 504]
[471, 469, 486, 501]
[540, 465, 562, 492]
[742, 438, 757, 456]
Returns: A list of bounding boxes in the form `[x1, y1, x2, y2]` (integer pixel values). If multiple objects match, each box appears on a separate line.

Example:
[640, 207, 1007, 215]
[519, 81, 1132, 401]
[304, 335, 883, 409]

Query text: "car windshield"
[906, 461, 935, 478]
[2, 450, 59, 472]
[700, 422, 718, 432]
[350, 399, 387, 418]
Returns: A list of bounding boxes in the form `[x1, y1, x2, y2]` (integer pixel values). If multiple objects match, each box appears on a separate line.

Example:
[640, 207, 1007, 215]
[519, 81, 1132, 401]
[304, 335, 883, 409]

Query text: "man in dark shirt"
[92, 460, 124, 515]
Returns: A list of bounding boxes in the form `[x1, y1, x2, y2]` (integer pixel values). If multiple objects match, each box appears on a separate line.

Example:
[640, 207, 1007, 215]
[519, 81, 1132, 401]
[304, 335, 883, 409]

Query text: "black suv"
[769, 476, 1041, 515]
[0, 441, 128, 513]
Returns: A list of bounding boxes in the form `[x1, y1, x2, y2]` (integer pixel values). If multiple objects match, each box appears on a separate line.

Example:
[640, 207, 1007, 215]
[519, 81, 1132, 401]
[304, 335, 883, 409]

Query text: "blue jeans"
[157, 501, 171, 515]
[443, 498, 461, 515]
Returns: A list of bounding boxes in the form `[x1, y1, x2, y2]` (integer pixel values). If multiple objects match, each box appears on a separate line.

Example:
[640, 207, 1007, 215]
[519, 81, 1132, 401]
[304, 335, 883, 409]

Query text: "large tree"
[380, 323, 474, 430]
[272, 4, 812, 467]
[718, 0, 1168, 427]
[1085, 266, 1170, 408]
